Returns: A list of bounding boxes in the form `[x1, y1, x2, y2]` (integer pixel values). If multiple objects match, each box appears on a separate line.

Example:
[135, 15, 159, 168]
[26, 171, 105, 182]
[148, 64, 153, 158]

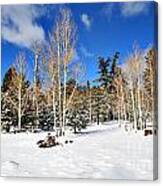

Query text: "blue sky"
[1, 1, 157, 84]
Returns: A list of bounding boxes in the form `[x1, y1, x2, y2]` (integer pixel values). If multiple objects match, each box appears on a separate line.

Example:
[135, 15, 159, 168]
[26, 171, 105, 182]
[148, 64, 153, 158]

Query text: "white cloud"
[80, 45, 94, 58]
[102, 3, 114, 21]
[121, 2, 148, 17]
[81, 14, 91, 29]
[1, 5, 46, 48]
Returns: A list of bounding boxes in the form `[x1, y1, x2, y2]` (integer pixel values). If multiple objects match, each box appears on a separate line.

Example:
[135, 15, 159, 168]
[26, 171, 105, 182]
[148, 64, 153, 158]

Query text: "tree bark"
[33, 53, 39, 128]
[130, 89, 137, 131]
[62, 28, 68, 136]
[137, 81, 143, 130]
[52, 85, 56, 131]
[89, 89, 92, 124]
[18, 84, 21, 130]
[57, 31, 63, 136]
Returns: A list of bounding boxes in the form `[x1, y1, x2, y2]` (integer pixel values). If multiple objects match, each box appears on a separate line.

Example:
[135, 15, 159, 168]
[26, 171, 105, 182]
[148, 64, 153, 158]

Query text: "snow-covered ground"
[0, 121, 155, 180]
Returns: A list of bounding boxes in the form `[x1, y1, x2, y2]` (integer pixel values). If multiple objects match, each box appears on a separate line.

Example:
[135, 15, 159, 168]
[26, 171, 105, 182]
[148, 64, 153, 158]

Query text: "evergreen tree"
[91, 87, 109, 125]
[1, 65, 30, 132]
[1, 92, 15, 132]
[67, 88, 89, 133]
[97, 56, 112, 89]
[1, 67, 17, 92]
[67, 104, 89, 133]
[110, 52, 120, 77]
[1, 67, 16, 131]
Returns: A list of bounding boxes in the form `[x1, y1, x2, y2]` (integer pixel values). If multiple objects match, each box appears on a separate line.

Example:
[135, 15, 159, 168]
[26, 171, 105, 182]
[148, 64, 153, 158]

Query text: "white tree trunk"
[63, 26, 69, 135]
[63, 59, 67, 136]
[52, 87, 56, 130]
[89, 90, 92, 124]
[57, 37, 63, 135]
[150, 62, 154, 124]
[33, 53, 39, 127]
[137, 82, 143, 130]
[130, 89, 137, 131]
[121, 83, 127, 121]
[117, 86, 121, 126]
[18, 84, 21, 130]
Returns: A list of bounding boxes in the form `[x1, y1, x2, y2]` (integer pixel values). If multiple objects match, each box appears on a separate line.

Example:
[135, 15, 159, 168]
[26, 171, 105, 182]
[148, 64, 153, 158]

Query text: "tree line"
[1, 8, 157, 134]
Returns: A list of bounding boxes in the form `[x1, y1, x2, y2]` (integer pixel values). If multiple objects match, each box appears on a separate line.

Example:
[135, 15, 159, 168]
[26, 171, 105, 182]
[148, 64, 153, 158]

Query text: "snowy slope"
[0, 121, 154, 180]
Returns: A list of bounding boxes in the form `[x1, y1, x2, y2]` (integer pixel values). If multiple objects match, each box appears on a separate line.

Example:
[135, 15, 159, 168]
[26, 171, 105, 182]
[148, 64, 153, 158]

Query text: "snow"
[0, 121, 155, 180]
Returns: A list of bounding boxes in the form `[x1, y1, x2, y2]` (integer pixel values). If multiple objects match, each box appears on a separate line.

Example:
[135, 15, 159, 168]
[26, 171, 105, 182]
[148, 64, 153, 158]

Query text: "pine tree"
[1, 92, 15, 132]
[97, 56, 112, 89]
[2, 67, 17, 92]
[1, 63, 30, 132]
[93, 56, 113, 124]
[1, 67, 17, 131]
[110, 52, 120, 77]
[67, 104, 89, 133]
[91, 87, 108, 125]
[67, 87, 89, 133]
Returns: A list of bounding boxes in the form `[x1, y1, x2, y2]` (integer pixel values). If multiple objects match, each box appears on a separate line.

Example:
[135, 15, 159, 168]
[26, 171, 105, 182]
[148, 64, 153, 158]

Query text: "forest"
[1, 8, 157, 136]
